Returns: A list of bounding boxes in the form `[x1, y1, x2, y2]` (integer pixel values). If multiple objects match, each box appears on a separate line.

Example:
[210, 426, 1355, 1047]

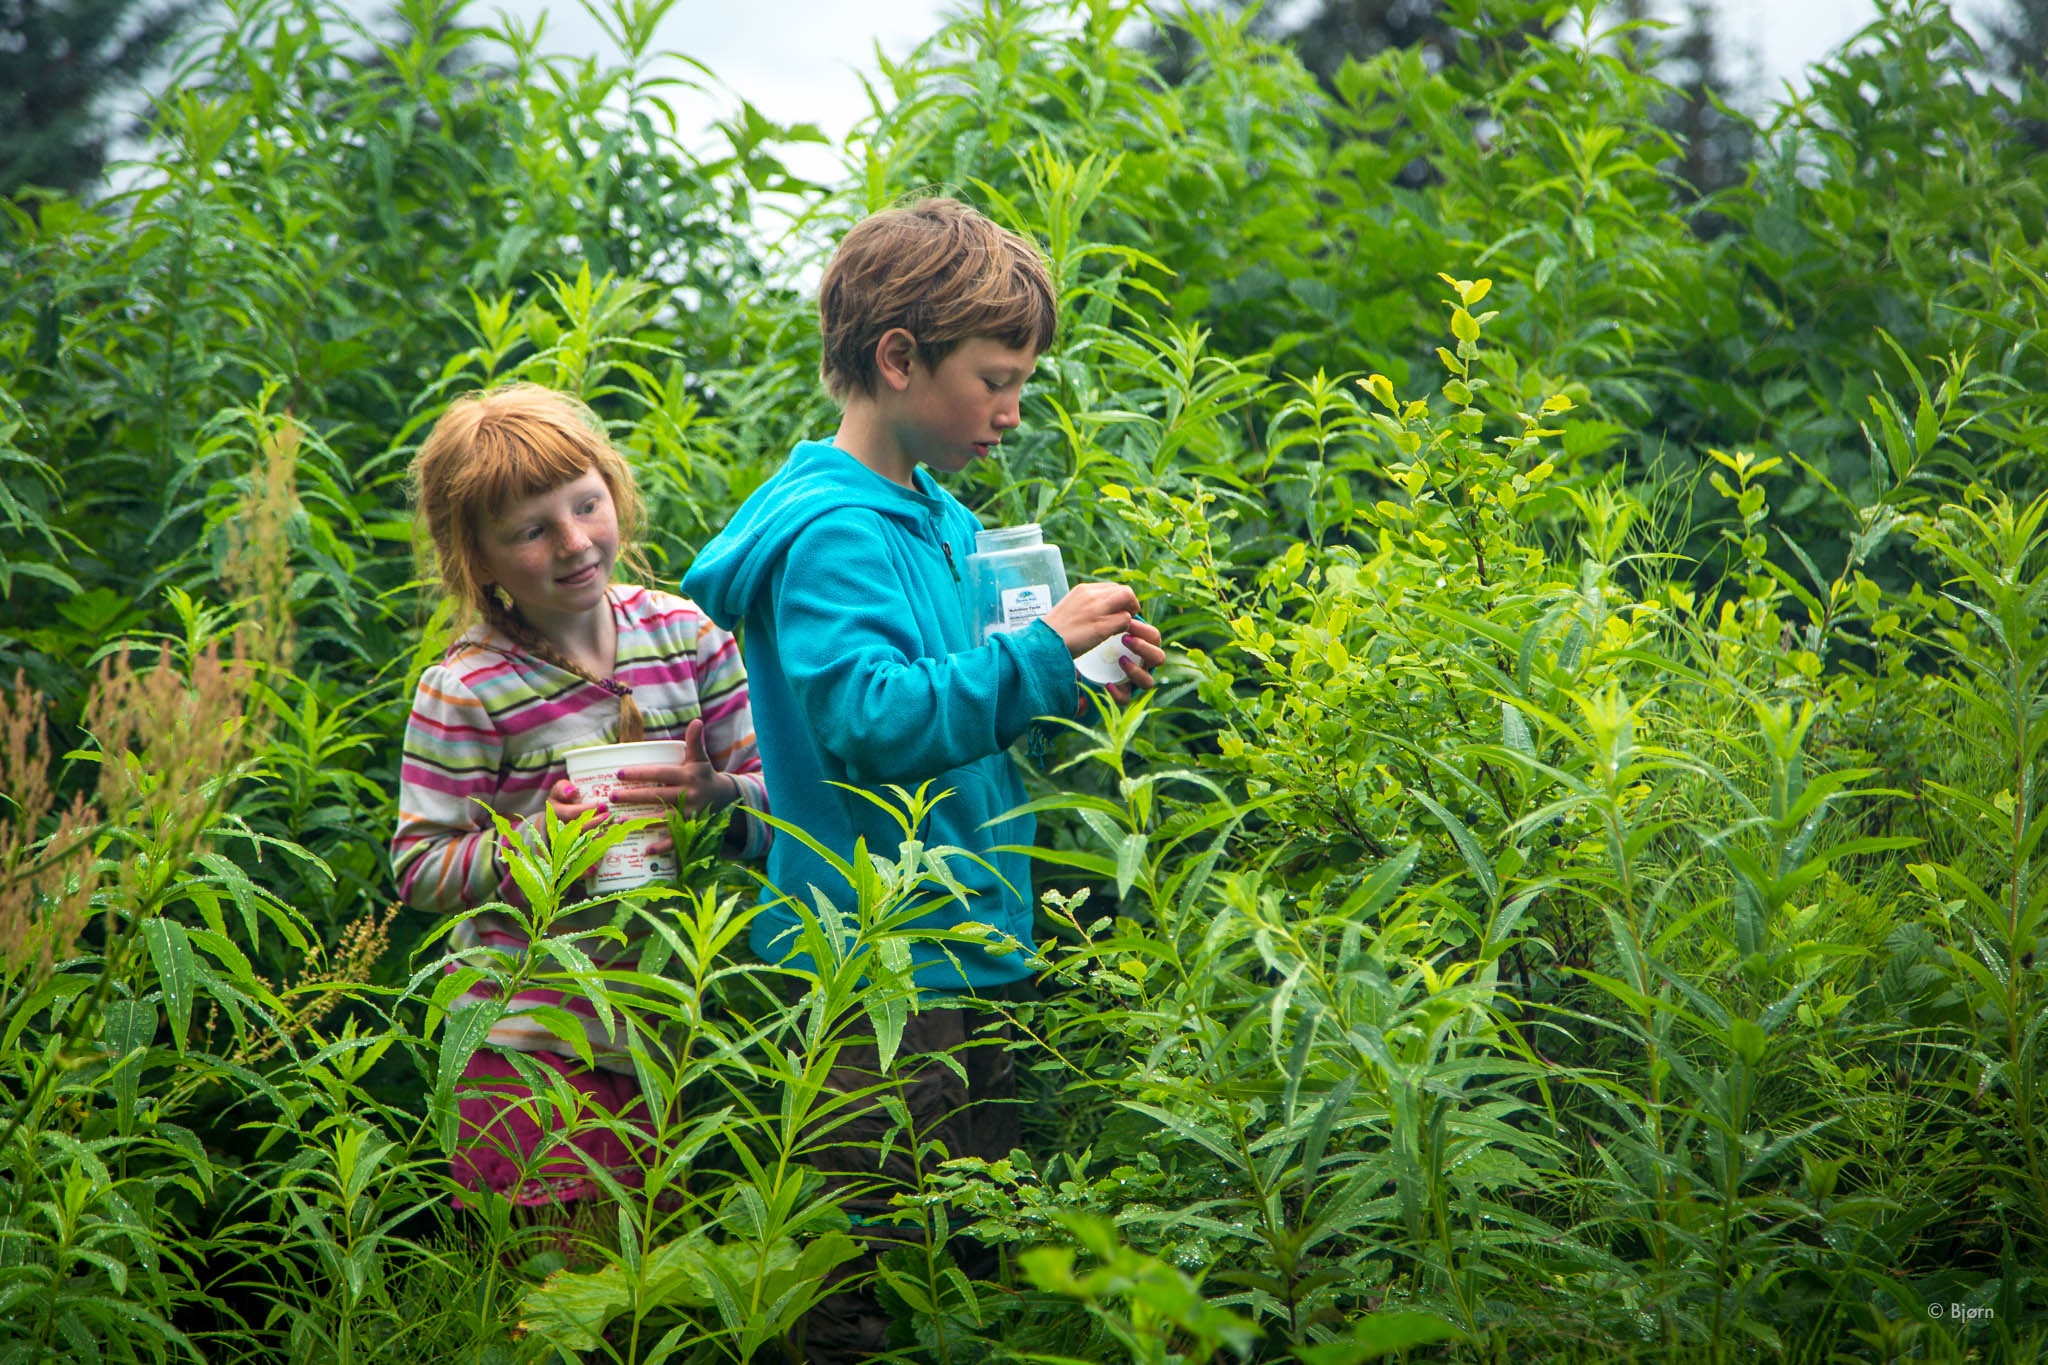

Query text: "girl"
[392, 382, 767, 1209]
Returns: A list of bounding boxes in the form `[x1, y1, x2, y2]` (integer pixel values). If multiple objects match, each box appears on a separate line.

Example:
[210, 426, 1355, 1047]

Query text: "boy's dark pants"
[798, 984, 1030, 1365]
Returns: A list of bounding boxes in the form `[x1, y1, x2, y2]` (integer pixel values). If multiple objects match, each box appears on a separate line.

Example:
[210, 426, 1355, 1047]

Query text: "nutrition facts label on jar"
[999, 584, 1053, 631]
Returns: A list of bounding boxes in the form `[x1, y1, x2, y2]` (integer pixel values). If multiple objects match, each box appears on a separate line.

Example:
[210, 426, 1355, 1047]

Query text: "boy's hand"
[1046, 582, 1142, 658]
[1108, 618, 1166, 697]
[1078, 618, 1167, 707]
[1049, 585, 1167, 703]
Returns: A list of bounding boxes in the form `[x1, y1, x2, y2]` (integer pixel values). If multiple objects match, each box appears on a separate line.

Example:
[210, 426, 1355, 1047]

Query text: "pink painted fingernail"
[1123, 634, 1138, 646]
[564, 783, 579, 799]
[596, 801, 609, 815]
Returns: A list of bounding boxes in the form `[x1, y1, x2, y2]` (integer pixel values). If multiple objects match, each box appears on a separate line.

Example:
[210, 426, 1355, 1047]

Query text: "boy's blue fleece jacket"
[681, 439, 1078, 990]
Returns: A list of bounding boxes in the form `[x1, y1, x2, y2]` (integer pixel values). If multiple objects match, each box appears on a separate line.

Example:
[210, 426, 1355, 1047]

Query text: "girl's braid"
[482, 593, 646, 743]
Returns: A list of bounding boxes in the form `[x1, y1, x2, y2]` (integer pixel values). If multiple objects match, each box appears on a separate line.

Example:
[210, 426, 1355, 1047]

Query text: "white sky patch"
[491, 0, 1889, 158]
[99, 0, 1924, 205]
[485, 0, 963, 185]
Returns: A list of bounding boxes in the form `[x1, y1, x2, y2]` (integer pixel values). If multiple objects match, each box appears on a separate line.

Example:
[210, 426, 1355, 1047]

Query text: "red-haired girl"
[393, 382, 766, 1209]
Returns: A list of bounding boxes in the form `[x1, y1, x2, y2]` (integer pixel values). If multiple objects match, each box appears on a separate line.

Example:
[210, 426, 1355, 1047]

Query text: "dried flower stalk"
[238, 903, 398, 1064]
[221, 414, 299, 676]
[3, 409, 304, 980]
[0, 676, 103, 982]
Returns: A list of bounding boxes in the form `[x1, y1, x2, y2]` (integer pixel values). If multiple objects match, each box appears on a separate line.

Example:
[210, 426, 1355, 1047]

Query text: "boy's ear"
[874, 328, 918, 392]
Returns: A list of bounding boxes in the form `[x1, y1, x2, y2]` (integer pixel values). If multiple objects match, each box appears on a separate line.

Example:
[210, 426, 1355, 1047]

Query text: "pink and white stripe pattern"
[393, 585, 767, 1068]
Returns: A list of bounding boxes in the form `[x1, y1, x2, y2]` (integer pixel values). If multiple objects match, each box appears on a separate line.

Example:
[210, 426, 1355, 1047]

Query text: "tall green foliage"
[2, 0, 2046, 1360]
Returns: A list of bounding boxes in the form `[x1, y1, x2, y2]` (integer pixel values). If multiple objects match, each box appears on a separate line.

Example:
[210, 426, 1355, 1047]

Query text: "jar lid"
[974, 523, 1044, 553]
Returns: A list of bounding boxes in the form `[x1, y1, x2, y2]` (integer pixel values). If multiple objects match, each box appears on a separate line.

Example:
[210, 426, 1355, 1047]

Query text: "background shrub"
[2, 0, 2045, 1359]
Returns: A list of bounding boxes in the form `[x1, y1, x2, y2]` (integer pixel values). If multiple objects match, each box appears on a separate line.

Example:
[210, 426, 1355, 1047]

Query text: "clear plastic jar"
[967, 524, 1138, 683]
[966, 524, 1070, 646]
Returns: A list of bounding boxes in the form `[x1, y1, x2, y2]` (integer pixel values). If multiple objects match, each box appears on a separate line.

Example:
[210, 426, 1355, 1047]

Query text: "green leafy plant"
[4, 0, 2048, 1358]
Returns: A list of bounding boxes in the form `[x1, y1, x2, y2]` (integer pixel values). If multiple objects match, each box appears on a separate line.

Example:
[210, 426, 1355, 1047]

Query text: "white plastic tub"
[561, 739, 687, 893]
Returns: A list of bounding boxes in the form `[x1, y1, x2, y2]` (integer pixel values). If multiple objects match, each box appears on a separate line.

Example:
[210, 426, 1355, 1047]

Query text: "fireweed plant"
[2, 0, 2046, 1359]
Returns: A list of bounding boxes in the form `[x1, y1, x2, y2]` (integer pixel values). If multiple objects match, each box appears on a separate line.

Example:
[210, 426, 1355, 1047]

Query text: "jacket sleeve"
[690, 613, 772, 858]
[391, 667, 531, 913]
[770, 513, 1077, 784]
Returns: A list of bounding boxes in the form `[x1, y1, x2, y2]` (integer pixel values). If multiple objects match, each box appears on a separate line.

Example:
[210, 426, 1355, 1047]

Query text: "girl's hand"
[610, 720, 737, 854]
[545, 778, 608, 827]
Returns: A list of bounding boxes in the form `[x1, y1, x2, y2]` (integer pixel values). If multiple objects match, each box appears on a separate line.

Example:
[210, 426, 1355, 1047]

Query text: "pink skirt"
[451, 1048, 653, 1208]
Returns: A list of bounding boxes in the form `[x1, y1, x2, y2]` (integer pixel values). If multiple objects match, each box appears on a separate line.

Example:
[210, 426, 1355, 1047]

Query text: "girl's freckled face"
[478, 468, 619, 624]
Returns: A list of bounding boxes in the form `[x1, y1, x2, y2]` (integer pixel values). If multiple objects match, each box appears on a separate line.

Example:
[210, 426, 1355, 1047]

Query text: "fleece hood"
[685, 439, 953, 631]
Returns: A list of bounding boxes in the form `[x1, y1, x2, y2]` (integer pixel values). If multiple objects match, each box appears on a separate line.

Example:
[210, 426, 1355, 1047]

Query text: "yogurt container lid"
[562, 739, 686, 777]
[1076, 635, 1136, 685]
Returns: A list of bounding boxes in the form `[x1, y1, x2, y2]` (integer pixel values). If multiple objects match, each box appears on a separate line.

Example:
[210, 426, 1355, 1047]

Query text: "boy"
[683, 196, 1164, 1358]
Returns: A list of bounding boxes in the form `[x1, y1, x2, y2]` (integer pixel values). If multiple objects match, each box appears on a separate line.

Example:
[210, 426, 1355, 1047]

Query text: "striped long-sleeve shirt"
[392, 584, 767, 1067]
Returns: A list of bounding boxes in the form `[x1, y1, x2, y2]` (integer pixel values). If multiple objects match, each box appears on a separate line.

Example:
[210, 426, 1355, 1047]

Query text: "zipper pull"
[942, 540, 961, 583]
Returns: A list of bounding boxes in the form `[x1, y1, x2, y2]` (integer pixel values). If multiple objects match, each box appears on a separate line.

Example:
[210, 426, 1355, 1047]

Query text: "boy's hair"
[817, 196, 1057, 400]
[410, 383, 649, 628]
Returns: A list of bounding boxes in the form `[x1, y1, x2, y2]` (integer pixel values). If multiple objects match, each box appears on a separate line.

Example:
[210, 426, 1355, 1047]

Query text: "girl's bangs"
[459, 417, 606, 516]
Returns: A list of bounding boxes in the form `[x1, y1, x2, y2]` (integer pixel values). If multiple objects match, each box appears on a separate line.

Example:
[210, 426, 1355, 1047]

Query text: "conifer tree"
[1984, 0, 2047, 78]
[1604, 0, 1756, 234]
[1, 0, 197, 199]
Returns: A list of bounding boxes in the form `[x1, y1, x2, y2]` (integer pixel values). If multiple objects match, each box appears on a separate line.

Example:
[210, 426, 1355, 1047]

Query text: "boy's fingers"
[1092, 581, 1139, 612]
[1124, 634, 1167, 667]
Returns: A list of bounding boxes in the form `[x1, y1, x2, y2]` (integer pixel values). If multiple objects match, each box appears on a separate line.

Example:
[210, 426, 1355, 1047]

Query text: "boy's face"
[892, 336, 1038, 475]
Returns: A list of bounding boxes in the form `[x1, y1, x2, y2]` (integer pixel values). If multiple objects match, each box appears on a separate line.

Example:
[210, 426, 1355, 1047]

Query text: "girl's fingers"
[615, 764, 687, 784]
[612, 762, 687, 807]
[614, 727, 722, 812]
[608, 785, 680, 807]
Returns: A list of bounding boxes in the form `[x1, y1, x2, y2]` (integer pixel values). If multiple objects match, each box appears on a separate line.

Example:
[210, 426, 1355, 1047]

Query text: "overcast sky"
[478, 0, 1900, 184]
